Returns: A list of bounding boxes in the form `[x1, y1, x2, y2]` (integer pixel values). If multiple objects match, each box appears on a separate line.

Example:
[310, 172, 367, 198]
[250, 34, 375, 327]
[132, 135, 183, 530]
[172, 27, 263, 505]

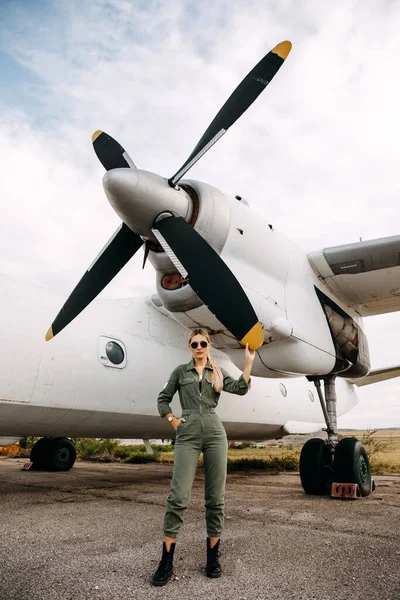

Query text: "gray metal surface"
[324, 377, 339, 445]
[323, 235, 400, 275]
[0, 459, 399, 600]
[350, 364, 400, 387]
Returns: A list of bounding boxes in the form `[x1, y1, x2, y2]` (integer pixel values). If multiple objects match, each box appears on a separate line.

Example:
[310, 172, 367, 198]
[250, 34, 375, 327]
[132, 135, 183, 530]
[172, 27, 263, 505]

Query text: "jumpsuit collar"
[185, 359, 214, 372]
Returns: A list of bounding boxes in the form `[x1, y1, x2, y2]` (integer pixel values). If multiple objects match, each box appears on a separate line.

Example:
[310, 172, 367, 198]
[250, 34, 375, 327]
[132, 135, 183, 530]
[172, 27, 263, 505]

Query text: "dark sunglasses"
[190, 341, 208, 349]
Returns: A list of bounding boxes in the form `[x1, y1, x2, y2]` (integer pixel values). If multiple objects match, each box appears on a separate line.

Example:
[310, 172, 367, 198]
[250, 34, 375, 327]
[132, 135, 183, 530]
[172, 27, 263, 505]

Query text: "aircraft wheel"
[333, 437, 372, 497]
[48, 438, 76, 471]
[300, 438, 332, 495]
[30, 437, 53, 468]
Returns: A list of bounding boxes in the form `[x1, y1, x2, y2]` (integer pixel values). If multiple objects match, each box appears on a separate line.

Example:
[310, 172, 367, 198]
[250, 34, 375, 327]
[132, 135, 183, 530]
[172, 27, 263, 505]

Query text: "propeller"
[45, 223, 143, 340]
[46, 41, 292, 347]
[92, 130, 136, 170]
[45, 131, 143, 341]
[168, 40, 291, 186]
[152, 215, 264, 349]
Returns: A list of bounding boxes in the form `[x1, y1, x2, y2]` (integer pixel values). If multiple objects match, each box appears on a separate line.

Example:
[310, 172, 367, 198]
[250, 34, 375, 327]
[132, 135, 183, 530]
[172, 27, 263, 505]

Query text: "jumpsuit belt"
[181, 408, 216, 416]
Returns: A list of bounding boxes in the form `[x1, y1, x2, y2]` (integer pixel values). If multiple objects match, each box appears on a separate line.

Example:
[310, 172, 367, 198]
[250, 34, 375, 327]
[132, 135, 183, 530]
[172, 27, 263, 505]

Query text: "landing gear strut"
[30, 437, 76, 471]
[300, 376, 372, 497]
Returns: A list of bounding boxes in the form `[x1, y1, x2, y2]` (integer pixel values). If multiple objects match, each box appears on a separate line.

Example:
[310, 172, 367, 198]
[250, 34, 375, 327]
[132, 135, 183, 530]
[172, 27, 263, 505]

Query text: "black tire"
[333, 437, 371, 497]
[300, 438, 332, 495]
[30, 437, 53, 468]
[48, 438, 76, 472]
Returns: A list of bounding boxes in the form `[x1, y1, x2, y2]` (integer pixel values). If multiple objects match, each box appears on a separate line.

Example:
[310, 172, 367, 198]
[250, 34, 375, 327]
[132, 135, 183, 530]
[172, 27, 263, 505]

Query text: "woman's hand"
[172, 417, 186, 430]
[245, 343, 256, 362]
[242, 344, 255, 383]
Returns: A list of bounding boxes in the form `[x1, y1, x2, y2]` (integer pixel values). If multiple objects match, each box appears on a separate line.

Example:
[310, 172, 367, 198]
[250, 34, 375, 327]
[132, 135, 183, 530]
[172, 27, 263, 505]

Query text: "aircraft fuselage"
[0, 274, 358, 441]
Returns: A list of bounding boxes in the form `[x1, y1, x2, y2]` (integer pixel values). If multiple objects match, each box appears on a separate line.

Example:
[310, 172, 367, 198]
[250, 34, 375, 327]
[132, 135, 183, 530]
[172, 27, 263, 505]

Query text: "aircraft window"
[308, 390, 315, 402]
[279, 383, 287, 397]
[106, 341, 124, 365]
[98, 336, 127, 369]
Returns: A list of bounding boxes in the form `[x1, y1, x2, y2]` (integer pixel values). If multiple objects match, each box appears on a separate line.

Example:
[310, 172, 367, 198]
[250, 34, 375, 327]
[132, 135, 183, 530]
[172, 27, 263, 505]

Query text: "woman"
[151, 327, 255, 586]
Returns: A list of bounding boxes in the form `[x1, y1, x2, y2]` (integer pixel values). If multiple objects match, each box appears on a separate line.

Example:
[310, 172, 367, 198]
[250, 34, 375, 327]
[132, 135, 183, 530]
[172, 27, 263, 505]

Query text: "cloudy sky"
[1, 0, 399, 428]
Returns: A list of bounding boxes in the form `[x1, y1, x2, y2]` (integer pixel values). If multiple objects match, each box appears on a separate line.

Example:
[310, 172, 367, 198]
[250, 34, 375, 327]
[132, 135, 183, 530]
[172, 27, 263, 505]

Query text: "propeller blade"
[168, 40, 291, 186]
[92, 130, 136, 171]
[152, 216, 264, 349]
[45, 224, 143, 340]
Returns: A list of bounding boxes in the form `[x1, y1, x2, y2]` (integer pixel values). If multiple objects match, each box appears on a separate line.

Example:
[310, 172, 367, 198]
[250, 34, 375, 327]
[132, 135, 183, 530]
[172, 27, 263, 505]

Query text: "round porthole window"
[279, 383, 287, 397]
[308, 390, 315, 402]
[105, 341, 125, 365]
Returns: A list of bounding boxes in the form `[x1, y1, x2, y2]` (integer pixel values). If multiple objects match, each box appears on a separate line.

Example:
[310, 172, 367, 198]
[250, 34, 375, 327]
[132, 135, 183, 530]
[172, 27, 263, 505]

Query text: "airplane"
[1, 41, 399, 498]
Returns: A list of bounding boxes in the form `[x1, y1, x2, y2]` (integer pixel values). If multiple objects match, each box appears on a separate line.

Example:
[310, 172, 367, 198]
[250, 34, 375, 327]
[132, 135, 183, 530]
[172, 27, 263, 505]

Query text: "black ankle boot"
[151, 542, 176, 586]
[206, 537, 221, 578]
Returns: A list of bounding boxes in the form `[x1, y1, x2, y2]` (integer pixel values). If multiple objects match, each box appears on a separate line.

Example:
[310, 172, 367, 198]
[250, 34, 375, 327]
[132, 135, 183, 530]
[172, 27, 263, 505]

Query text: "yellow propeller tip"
[92, 130, 103, 142]
[45, 327, 54, 341]
[241, 322, 264, 350]
[272, 41, 292, 60]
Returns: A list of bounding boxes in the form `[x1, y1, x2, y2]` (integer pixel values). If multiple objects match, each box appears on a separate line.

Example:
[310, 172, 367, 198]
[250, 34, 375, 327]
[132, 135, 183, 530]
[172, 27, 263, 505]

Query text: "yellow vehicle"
[0, 443, 20, 456]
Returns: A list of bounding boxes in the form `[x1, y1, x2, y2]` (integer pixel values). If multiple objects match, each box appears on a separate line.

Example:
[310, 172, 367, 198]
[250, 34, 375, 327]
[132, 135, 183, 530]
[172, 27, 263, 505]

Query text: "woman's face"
[189, 334, 209, 361]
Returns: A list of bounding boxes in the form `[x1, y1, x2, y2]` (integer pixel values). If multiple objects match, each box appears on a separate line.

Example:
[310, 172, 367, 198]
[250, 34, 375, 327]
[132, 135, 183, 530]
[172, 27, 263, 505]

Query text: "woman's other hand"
[242, 343, 255, 383]
[245, 343, 256, 362]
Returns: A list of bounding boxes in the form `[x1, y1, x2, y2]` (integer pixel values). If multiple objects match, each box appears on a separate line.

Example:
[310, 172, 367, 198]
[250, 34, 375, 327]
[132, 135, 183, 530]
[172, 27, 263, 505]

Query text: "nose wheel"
[300, 376, 372, 497]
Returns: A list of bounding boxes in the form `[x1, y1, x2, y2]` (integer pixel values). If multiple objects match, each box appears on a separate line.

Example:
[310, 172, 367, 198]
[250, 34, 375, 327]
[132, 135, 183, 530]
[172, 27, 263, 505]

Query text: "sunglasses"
[190, 341, 208, 349]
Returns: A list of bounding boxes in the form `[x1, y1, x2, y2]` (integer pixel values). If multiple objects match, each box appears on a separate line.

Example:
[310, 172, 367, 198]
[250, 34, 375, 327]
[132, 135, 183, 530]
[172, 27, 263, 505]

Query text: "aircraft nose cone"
[102, 168, 192, 238]
[103, 167, 139, 213]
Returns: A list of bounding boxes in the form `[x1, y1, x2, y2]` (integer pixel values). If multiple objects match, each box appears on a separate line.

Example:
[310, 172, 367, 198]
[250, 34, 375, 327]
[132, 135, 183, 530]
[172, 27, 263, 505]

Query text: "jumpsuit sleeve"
[220, 367, 251, 396]
[157, 367, 180, 417]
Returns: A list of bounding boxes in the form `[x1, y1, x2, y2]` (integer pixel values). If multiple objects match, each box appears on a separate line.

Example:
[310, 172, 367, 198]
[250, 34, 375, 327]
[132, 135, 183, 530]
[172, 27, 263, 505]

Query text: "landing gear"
[30, 437, 52, 468]
[333, 437, 372, 497]
[299, 438, 331, 495]
[300, 376, 372, 497]
[30, 437, 76, 471]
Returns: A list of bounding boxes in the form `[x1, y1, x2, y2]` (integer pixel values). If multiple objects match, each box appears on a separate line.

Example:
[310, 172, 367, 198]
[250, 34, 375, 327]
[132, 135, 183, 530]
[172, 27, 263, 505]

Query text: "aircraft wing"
[348, 364, 400, 387]
[308, 235, 400, 316]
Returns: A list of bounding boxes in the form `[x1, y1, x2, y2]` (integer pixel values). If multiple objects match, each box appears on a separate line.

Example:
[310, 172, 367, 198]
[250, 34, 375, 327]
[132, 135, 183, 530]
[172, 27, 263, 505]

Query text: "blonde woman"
[151, 328, 255, 586]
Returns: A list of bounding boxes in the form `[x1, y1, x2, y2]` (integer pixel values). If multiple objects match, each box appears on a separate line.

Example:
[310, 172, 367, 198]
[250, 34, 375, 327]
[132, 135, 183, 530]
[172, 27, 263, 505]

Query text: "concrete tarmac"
[0, 458, 399, 600]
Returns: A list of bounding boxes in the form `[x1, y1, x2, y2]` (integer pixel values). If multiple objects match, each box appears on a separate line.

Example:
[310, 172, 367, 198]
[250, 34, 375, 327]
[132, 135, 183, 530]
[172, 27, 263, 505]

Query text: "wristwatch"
[167, 415, 174, 422]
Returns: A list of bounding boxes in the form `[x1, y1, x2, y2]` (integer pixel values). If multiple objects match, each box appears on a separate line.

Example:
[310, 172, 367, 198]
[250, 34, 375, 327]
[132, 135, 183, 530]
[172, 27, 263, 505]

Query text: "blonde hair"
[188, 328, 223, 393]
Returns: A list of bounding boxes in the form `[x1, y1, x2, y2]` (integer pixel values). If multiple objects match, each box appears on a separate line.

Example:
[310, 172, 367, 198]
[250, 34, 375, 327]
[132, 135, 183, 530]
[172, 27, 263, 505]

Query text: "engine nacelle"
[148, 180, 296, 362]
[147, 180, 231, 313]
[147, 181, 343, 379]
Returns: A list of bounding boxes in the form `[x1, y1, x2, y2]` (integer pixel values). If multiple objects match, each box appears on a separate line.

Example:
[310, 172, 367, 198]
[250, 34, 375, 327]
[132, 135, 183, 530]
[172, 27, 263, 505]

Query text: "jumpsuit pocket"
[179, 377, 193, 386]
[177, 415, 189, 428]
[176, 412, 190, 437]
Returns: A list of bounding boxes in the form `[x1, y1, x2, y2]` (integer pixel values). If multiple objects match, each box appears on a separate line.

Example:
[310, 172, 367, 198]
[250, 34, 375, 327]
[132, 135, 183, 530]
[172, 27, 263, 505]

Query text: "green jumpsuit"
[157, 359, 251, 538]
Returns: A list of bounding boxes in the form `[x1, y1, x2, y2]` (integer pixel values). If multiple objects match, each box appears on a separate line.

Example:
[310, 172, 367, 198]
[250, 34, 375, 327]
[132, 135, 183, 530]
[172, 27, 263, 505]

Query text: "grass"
[4, 431, 400, 475]
[156, 447, 300, 471]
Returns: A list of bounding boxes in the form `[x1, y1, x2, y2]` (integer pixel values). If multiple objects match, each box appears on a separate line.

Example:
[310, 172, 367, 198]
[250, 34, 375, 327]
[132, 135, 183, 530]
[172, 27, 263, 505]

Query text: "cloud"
[0, 0, 399, 425]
